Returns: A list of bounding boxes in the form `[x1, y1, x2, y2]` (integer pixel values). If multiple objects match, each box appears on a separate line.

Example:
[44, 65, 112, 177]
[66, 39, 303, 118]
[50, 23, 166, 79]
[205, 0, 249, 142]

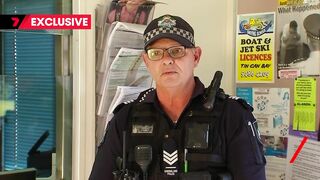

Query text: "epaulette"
[113, 99, 135, 114]
[113, 87, 155, 113]
[229, 96, 253, 111]
[137, 88, 155, 103]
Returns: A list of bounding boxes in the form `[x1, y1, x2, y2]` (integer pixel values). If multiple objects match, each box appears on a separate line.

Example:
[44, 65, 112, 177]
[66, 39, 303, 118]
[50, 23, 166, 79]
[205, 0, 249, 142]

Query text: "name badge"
[132, 123, 154, 134]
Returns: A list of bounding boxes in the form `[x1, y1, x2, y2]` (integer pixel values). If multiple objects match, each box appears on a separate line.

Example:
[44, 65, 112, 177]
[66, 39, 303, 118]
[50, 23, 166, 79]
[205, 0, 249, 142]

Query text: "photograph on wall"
[261, 135, 288, 180]
[106, 0, 156, 25]
[236, 12, 275, 83]
[236, 87, 290, 136]
[276, 2, 320, 78]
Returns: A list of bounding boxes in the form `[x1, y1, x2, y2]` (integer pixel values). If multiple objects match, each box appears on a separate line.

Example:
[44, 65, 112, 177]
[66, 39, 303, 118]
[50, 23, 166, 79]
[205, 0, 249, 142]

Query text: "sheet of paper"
[286, 136, 320, 180]
[97, 47, 152, 117]
[293, 77, 316, 131]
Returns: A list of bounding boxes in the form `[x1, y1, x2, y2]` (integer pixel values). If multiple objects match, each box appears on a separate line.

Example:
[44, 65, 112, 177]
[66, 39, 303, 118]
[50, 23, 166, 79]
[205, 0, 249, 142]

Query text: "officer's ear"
[193, 46, 202, 67]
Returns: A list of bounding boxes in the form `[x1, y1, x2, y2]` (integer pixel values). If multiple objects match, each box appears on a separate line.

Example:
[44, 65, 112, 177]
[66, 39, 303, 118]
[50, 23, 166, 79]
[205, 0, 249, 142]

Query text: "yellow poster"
[293, 77, 317, 131]
[236, 12, 275, 83]
[278, 0, 304, 6]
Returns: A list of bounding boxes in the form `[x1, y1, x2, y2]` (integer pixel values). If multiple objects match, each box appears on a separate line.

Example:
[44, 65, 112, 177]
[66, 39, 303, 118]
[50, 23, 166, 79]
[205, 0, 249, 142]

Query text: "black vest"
[125, 92, 228, 180]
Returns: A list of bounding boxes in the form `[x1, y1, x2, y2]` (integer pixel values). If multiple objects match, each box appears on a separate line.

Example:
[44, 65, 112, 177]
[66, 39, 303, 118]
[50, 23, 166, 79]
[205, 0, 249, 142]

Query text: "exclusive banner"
[0, 14, 91, 29]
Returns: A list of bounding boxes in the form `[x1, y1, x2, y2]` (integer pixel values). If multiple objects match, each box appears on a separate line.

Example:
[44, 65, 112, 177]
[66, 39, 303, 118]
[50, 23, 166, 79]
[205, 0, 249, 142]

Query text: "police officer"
[89, 14, 266, 180]
[290, 13, 320, 75]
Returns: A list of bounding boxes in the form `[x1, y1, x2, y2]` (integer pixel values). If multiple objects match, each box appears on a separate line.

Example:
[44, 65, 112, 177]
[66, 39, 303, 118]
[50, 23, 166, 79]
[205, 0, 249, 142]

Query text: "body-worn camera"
[185, 122, 210, 150]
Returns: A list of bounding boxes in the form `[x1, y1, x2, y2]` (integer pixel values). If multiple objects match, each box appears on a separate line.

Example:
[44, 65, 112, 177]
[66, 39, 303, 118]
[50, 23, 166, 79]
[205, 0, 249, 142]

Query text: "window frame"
[0, 0, 72, 179]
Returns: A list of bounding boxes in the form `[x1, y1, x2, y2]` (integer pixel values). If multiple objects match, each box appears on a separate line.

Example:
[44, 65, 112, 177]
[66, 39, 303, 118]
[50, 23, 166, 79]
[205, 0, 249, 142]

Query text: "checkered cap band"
[144, 27, 195, 46]
[306, 32, 320, 40]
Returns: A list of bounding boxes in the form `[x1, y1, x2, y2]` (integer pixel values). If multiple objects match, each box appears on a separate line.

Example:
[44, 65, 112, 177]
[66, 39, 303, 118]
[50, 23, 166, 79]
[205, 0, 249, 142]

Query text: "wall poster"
[276, 2, 320, 78]
[236, 12, 275, 83]
[286, 136, 320, 180]
[237, 87, 290, 180]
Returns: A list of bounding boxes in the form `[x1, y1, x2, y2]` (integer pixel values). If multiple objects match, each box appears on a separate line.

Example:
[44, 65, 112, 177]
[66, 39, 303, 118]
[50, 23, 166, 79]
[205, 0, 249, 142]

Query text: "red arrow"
[290, 136, 308, 163]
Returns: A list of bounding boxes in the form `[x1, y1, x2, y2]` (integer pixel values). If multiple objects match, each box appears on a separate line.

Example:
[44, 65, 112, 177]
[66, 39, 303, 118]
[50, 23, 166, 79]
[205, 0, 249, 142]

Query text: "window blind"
[3, 0, 56, 170]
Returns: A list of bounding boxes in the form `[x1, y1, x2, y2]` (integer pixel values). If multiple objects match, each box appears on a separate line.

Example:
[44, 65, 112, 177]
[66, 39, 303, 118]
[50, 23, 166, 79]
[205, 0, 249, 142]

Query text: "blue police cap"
[143, 14, 195, 50]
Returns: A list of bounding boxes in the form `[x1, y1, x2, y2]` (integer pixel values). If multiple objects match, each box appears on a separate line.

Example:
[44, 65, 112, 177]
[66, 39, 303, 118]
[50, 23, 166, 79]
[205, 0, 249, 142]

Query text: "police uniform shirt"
[291, 13, 320, 76]
[89, 77, 266, 180]
[291, 51, 320, 76]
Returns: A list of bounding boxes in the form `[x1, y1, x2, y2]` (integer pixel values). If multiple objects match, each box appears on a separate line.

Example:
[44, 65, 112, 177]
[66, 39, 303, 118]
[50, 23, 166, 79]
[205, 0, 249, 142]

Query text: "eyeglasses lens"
[147, 46, 186, 61]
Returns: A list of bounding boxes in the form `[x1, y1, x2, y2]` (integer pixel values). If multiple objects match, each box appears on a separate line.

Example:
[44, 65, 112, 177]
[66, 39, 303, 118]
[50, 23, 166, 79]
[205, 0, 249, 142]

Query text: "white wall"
[72, 0, 236, 179]
[72, 0, 97, 180]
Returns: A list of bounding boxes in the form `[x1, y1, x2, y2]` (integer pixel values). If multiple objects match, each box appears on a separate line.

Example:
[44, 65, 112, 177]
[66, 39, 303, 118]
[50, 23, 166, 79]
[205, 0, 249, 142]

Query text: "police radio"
[113, 131, 153, 180]
[134, 145, 152, 180]
[203, 71, 223, 111]
[112, 131, 139, 180]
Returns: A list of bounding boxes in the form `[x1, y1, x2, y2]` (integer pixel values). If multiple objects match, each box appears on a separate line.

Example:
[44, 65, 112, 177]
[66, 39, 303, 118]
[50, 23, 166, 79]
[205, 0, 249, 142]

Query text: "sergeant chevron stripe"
[163, 150, 178, 165]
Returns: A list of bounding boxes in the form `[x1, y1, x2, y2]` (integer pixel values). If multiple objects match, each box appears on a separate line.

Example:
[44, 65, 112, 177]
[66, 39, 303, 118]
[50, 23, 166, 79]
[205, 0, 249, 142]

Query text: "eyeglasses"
[146, 45, 186, 61]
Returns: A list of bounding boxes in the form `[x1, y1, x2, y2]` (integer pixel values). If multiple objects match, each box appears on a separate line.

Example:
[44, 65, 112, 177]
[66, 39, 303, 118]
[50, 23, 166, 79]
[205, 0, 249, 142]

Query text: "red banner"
[0, 14, 91, 29]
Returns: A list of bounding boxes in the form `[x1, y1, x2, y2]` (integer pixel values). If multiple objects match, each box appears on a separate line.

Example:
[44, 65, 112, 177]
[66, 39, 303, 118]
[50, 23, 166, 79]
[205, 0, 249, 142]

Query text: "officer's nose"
[162, 52, 174, 65]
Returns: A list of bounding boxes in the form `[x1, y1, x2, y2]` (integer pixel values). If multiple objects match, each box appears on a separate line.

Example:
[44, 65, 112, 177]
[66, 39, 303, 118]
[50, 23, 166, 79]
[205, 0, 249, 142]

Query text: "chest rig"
[125, 91, 228, 180]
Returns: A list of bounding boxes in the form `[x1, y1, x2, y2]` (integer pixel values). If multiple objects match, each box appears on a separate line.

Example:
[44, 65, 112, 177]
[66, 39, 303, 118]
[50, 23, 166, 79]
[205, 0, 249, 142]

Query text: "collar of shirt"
[140, 76, 205, 104]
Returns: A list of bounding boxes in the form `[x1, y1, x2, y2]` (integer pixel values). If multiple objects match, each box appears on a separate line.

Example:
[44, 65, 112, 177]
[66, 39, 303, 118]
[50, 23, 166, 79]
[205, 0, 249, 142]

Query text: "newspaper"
[96, 22, 146, 95]
[97, 47, 152, 117]
[96, 21, 145, 74]
[96, 47, 152, 144]
[94, 1, 157, 145]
